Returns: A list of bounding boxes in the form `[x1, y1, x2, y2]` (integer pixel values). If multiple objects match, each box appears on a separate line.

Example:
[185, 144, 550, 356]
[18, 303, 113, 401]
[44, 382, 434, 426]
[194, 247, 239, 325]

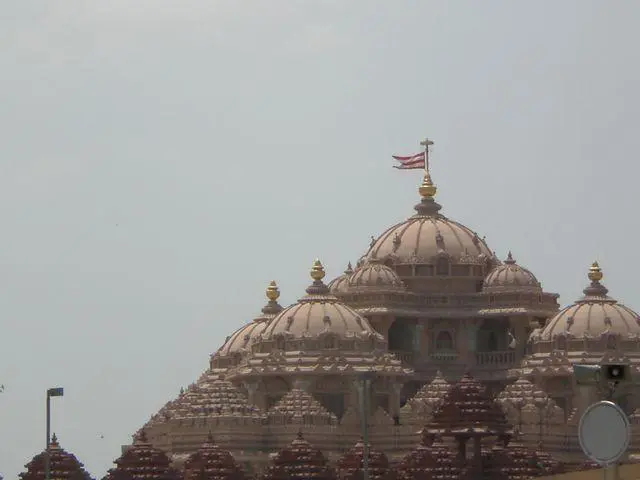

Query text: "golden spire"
[265, 280, 280, 301]
[418, 171, 437, 198]
[310, 259, 326, 281]
[588, 261, 603, 282]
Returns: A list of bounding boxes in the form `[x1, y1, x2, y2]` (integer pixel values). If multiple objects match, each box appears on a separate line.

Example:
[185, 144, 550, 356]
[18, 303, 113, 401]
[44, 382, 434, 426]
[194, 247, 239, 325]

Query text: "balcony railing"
[429, 352, 458, 361]
[475, 350, 516, 366]
[391, 351, 414, 365]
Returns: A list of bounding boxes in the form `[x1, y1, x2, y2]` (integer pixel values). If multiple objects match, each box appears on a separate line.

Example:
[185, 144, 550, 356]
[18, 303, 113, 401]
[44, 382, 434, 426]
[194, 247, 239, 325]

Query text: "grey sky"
[1, 1, 639, 477]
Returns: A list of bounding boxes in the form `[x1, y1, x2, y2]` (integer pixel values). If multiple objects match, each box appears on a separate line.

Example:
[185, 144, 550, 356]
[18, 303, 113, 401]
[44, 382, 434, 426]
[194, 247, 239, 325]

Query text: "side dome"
[484, 252, 541, 293]
[327, 262, 354, 295]
[260, 260, 384, 342]
[214, 281, 283, 359]
[348, 260, 406, 292]
[538, 262, 640, 341]
[364, 174, 495, 280]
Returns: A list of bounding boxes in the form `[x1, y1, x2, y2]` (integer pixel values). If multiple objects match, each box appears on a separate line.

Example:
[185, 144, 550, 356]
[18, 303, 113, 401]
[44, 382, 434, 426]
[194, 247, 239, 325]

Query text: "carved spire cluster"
[267, 388, 337, 424]
[182, 433, 247, 480]
[482, 432, 562, 480]
[19, 434, 93, 480]
[166, 372, 261, 420]
[397, 430, 460, 480]
[427, 373, 510, 436]
[104, 431, 180, 480]
[336, 440, 393, 480]
[406, 371, 452, 417]
[261, 432, 337, 480]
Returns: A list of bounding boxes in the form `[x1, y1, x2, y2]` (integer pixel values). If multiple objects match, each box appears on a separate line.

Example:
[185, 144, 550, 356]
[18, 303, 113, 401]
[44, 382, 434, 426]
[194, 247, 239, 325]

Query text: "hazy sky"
[1, 1, 639, 477]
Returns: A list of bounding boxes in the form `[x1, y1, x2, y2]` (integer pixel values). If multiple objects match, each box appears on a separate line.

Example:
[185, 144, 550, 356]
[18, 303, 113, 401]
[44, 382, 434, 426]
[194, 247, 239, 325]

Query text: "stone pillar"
[389, 382, 403, 423]
[465, 319, 480, 369]
[244, 381, 261, 409]
[414, 322, 423, 351]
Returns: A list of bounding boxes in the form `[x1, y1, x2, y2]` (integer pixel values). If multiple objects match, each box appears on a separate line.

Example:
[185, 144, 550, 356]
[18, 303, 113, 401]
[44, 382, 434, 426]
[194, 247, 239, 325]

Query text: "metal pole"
[362, 377, 370, 480]
[45, 393, 51, 480]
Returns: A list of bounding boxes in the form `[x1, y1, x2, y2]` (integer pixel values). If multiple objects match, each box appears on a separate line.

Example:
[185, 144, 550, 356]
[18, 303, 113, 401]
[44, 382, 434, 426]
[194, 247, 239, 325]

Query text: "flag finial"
[418, 138, 436, 198]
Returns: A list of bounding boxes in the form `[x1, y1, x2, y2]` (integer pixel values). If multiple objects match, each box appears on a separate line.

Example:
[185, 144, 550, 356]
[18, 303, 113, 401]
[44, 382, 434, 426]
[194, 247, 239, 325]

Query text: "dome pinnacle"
[418, 172, 437, 199]
[310, 259, 326, 281]
[266, 280, 280, 301]
[505, 251, 516, 264]
[588, 261, 603, 282]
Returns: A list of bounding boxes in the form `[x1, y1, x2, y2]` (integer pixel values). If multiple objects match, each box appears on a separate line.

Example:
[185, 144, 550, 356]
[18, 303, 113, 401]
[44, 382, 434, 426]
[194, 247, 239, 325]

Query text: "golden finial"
[266, 280, 280, 301]
[418, 172, 437, 198]
[310, 259, 326, 281]
[588, 261, 603, 282]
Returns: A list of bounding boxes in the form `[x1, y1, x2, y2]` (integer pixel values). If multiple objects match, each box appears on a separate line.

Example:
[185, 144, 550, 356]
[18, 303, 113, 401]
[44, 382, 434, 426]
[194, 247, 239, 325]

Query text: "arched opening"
[435, 331, 453, 351]
[265, 377, 289, 409]
[388, 319, 414, 352]
[476, 319, 509, 352]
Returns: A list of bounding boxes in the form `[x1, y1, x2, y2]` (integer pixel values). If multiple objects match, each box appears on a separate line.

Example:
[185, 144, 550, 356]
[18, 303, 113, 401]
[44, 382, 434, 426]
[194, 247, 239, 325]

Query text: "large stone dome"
[260, 260, 383, 341]
[363, 175, 493, 271]
[537, 262, 640, 340]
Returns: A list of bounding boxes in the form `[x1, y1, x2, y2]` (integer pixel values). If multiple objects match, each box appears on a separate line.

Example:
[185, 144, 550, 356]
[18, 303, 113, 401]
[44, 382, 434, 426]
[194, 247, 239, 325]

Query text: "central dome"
[364, 177, 492, 267]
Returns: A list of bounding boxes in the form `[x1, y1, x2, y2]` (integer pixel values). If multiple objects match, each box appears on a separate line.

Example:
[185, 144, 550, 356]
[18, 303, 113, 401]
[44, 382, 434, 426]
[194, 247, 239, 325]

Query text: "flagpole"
[420, 138, 433, 175]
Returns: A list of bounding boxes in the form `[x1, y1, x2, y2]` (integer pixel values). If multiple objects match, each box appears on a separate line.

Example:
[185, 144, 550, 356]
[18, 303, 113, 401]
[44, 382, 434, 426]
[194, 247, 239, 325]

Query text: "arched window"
[435, 331, 453, 351]
[276, 336, 285, 350]
[606, 335, 617, 350]
[436, 257, 449, 275]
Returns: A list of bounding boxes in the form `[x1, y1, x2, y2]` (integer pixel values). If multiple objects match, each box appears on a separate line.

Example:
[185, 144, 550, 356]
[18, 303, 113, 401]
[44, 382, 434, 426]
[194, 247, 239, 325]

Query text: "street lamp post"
[355, 372, 376, 480]
[45, 387, 64, 480]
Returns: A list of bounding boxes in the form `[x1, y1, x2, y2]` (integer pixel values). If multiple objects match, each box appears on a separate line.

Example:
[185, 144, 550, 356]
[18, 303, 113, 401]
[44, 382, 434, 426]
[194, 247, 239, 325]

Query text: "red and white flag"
[392, 151, 425, 170]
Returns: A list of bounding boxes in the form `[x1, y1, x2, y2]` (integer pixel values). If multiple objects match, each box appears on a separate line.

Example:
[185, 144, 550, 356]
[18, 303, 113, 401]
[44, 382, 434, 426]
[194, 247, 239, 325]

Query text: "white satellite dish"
[578, 400, 630, 466]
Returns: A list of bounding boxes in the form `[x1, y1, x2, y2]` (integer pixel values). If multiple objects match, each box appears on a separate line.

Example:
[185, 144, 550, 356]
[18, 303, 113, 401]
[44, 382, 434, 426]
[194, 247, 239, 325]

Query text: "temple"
[18, 144, 640, 479]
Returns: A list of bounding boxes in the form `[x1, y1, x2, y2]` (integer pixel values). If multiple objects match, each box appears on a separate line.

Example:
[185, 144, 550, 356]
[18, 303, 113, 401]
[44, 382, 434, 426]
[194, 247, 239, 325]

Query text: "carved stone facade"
[126, 172, 640, 475]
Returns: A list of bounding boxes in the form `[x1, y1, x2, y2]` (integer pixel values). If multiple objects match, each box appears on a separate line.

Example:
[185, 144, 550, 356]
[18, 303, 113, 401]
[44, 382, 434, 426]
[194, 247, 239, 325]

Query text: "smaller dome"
[327, 262, 354, 295]
[484, 252, 541, 293]
[261, 260, 383, 341]
[215, 281, 283, 357]
[539, 262, 640, 340]
[348, 260, 405, 291]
